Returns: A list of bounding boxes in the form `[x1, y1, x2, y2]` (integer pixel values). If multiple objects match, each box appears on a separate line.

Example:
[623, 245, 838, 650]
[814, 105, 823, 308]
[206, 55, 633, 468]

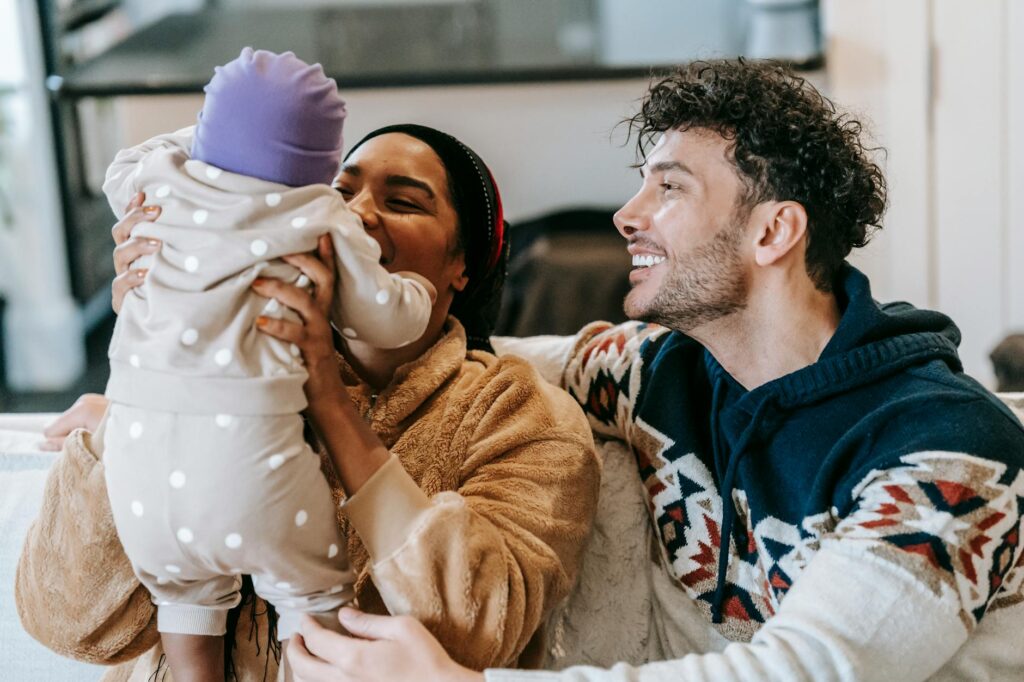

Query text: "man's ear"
[752, 201, 808, 267]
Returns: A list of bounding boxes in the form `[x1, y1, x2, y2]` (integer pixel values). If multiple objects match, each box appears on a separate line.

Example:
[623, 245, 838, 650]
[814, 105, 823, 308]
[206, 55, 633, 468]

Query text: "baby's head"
[191, 47, 347, 187]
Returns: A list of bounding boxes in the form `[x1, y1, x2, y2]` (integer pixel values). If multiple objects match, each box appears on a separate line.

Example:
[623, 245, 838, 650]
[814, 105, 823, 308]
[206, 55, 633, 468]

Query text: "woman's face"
[334, 134, 469, 310]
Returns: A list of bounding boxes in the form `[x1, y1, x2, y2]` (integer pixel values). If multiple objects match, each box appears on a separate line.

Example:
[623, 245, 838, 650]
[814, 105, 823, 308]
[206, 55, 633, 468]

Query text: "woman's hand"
[288, 609, 483, 682]
[39, 393, 109, 451]
[254, 234, 389, 495]
[111, 192, 162, 313]
[251, 234, 345, 422]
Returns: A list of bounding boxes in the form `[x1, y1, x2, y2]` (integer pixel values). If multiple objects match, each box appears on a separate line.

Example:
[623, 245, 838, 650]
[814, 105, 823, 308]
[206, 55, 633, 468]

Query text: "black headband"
[344, 124, 509, 351]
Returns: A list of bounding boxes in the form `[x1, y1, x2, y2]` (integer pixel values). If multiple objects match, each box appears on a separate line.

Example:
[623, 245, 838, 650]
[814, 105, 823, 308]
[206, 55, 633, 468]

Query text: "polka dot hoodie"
[101, 126, 435, 416]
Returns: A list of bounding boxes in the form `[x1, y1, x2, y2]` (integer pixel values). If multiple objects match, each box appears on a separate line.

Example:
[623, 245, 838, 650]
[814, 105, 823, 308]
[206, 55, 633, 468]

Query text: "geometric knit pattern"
[564, 319, 1024, 643]
[832, 452, 1024, 630]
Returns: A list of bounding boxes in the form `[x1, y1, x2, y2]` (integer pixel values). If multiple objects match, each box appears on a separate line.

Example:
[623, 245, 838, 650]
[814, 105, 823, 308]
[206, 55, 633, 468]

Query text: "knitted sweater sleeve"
[343, 358, 601, 671]
[14, 428, 159, 664]
[483, 445, 1024, 682]
[493, 322, 671, 442]
[561, 322, 671, 441]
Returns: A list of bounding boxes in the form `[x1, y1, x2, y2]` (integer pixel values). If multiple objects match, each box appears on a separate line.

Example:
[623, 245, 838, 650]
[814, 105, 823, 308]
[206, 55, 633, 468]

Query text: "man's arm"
[283, 444, 1024, 682]
[485, 447, 1024, 682]
[495, 321, 671, 442]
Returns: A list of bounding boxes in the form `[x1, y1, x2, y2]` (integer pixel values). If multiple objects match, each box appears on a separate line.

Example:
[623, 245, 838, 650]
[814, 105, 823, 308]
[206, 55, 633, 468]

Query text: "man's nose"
[613, 192, 647, 238]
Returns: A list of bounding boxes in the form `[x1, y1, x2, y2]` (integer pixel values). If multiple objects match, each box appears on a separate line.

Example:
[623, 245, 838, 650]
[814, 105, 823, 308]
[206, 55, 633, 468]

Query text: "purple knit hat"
[191, 47, 347, 187]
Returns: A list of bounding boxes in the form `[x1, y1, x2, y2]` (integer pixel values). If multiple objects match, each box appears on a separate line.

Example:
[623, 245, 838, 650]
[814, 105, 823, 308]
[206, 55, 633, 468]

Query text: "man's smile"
[631, 254, 666, 268]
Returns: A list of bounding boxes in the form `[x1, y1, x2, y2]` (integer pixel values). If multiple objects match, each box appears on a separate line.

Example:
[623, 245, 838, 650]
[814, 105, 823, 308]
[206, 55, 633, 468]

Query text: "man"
[288, 60, 1024, 681]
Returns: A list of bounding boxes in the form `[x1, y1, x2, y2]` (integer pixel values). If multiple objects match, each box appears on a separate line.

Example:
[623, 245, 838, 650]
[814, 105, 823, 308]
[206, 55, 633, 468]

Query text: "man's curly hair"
[628, 59, 887, 291]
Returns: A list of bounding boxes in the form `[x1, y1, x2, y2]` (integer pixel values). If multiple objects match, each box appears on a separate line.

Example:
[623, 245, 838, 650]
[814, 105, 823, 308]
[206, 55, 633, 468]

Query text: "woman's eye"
[388, 199, 421, 211]
[661, 183, 681, 193]
[335, 186, 354, 197]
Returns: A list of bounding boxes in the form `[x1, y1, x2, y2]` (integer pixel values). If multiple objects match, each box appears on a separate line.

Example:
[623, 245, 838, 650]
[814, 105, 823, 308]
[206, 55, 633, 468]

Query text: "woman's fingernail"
[136, 269, 147, 279]
[147, 240, 160, 248]
[143, 206, 160, 216]
[256, 316, 268, 327]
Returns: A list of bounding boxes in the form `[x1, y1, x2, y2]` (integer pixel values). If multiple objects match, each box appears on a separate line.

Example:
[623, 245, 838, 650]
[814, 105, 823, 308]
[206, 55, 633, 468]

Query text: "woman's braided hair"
[628, 58, 888, 290]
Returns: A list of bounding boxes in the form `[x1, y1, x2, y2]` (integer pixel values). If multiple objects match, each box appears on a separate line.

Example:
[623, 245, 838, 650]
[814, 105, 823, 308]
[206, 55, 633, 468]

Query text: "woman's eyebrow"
[339, 163, 361, 176]
[386, 175, 435, 199]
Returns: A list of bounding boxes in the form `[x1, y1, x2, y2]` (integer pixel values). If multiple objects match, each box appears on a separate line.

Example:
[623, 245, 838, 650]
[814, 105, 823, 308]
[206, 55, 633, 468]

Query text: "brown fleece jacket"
[15, 319, 599, 681]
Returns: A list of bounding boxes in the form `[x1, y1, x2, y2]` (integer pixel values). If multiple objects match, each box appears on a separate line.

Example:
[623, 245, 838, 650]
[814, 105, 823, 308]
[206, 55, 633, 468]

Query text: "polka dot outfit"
[101, 126, 436, 370]
[98, 126, 439, 640]
[102, 404, 355, 639]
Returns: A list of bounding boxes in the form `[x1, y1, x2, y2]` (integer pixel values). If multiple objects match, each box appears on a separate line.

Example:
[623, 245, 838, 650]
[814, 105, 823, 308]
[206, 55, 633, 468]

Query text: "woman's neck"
[339, 309, 450, 390]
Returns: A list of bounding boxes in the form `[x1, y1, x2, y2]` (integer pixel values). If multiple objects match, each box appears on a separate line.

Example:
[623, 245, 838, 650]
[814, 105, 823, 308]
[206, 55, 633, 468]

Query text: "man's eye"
[335, 186, 354, 197]
[661, 183, 681, 192]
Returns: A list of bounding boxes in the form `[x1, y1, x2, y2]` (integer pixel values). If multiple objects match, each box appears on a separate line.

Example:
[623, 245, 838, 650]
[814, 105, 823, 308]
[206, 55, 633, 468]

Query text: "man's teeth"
[632, 254, 666, 268]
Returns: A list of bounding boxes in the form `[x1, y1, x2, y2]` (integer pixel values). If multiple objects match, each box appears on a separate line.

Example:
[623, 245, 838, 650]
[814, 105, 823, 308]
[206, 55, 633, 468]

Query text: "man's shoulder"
[848, 364, 1024, 473]
[571, 320, 693, 370]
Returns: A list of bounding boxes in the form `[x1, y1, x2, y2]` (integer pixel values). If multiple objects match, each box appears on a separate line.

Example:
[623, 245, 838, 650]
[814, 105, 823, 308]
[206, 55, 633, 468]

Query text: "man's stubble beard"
[624, 219, 749, 333]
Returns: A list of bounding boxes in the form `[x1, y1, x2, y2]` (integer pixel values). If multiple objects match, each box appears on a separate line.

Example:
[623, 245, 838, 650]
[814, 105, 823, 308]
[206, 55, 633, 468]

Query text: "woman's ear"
[752, 201, 808, 268]
[449, 253, 470, 293]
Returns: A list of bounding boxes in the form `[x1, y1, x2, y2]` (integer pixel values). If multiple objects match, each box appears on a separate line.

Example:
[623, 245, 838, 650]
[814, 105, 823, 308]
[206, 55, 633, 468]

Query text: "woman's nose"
[346, 192, 379, 229]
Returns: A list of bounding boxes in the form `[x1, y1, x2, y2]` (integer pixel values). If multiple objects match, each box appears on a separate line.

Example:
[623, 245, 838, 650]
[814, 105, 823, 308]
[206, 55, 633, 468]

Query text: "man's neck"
[691, 273, 842, 391]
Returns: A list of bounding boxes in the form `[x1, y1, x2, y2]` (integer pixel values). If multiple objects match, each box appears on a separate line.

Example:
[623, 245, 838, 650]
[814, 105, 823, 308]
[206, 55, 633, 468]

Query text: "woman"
[16, 125, 600, 681]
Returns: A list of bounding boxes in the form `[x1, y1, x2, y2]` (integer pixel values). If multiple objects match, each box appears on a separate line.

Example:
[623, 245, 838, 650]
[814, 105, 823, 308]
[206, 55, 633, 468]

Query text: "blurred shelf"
[59, 0, 120, 33]
[55, 6, 665, 98]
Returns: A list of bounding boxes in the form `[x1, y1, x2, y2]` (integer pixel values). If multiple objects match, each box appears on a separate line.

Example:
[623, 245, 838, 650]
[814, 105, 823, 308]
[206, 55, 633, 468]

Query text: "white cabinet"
[826, 0, 1024, 386]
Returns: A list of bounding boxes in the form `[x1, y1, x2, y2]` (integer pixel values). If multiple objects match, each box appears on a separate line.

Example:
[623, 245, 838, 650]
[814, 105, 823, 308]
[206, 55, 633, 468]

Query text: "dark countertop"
[57, 5, 670, 97]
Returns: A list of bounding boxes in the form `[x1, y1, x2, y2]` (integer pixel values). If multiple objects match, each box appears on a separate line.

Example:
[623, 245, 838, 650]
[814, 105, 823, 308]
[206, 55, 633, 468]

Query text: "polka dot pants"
[102, 403, 355, 640]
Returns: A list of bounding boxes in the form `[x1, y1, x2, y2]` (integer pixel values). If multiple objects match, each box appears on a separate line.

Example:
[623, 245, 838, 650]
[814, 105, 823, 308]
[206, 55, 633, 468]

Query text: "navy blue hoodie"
[565, 264, 1024, 640]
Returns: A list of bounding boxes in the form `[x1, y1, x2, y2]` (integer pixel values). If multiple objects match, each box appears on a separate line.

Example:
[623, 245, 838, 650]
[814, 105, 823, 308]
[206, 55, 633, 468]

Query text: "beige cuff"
[87, 400, 112, 457]
[342, 454, 433, 561]
[67, 427, 103, 467]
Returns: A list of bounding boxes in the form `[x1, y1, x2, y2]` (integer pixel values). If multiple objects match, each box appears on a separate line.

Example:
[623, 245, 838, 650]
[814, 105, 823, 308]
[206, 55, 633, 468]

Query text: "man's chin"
[623, 290, 655, 322]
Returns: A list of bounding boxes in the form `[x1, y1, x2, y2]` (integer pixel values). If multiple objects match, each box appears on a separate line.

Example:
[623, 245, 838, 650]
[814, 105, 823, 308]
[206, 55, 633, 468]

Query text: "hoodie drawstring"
[711, 397, 775, 623]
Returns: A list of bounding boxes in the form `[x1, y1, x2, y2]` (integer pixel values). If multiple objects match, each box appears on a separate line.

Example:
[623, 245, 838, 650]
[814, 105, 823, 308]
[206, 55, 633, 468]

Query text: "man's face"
[614, 128, 752, 333]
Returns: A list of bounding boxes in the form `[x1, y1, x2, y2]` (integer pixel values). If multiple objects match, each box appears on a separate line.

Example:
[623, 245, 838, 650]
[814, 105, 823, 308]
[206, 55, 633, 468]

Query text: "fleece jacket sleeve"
[14, 427, 159, 664]
[344, 359, 601, 671]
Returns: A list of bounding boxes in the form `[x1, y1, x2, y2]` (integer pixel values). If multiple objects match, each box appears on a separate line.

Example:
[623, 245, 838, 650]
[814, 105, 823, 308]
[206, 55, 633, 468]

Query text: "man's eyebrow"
[640, 160, 695, 177]
[385, 174, 436, 199]
[339, 163, 361, 176]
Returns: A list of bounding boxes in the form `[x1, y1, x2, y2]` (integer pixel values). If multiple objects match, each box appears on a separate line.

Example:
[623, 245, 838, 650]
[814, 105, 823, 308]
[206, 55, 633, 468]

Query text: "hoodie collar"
[705, 265, 963, 414]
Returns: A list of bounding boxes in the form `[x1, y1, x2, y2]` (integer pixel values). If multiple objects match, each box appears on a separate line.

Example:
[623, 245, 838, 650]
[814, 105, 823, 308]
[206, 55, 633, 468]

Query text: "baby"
[99, 48, 434, 678]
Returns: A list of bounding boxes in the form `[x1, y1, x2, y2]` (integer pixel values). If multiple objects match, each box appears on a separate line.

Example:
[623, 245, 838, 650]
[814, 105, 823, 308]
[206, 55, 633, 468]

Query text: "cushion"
[998, 392, 1024, 421]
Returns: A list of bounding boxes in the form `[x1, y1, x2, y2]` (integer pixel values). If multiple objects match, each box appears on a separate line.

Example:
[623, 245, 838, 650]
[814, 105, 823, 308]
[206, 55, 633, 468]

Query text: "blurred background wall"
[825, 0, 1024, 390]
[1, 0, 1020, 410]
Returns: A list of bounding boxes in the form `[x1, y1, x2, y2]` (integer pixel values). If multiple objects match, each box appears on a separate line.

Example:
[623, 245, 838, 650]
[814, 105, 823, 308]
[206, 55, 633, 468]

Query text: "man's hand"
[288, 608, 484, 682]
[39, 393, 108, 451]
